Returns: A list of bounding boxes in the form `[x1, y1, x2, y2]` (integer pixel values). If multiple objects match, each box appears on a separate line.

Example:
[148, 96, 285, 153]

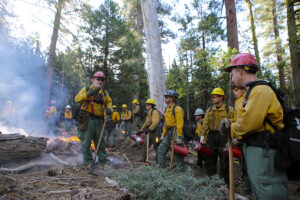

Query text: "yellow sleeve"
[133, 105, 141, 115]
[200, 108, 211, 138]
[140, 112, 151, 132]
[195, 122, 201, 137]
[162, 123, 167, 136]
[175, 106, 184, 137]
[125, 111, 132, 120]
[105, 91, 112, 109]
[116, 112, 120, 122]
[75, 87, 89, 104]
[149, 110, 160, 131]
[231, 86, 284, 139]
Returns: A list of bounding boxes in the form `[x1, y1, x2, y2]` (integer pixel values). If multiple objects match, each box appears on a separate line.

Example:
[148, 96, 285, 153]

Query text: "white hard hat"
[66, 105, 71, 109]
[194, 108, 204, 116]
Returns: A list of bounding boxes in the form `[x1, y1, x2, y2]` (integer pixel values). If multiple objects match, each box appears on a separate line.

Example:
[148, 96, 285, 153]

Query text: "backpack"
[139, 106, 148, 120]
[244, 80, 300, 179]
[170, 105, 195, 141]
[150, 108, 164, 137]
[72, 103, 82, 120]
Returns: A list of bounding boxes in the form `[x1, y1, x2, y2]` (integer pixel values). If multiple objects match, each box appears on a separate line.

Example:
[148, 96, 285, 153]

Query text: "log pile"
[0, 134, 47, 163]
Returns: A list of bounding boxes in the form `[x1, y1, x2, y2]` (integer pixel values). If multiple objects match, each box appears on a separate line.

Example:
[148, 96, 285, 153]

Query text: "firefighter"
[221, 53, 288, 199]
[158, 90, 185, 172]
[138, 99, 161, 162]
[121, 104, 132, 138]
[75, 71, 112, 166]
[132, 99, 141, 133]
[64, 105, 72, 132]
[200, 88, 234, 184]
[46, 100, 58, 135]
[108, 105, 120, 148]
[194, 108, 205, 168]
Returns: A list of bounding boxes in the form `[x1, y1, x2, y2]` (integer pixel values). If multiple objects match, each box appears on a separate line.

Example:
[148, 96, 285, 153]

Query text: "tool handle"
[146, 133, 150, 165]
[227, 133, 234, 200]
[90, 117, 107, 173]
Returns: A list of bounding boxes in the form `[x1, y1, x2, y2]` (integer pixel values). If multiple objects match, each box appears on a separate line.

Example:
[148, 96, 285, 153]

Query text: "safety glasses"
[95, 78, 105, 82]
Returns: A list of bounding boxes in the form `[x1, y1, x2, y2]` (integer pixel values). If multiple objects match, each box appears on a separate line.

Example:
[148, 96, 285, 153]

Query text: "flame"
[122, 130, 126, 134]
[41, 134, 95, 149]
[156, 137, 159, 143]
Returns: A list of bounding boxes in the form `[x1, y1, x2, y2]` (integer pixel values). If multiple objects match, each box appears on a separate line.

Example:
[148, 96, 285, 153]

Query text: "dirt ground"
[0, 131, 300, 200]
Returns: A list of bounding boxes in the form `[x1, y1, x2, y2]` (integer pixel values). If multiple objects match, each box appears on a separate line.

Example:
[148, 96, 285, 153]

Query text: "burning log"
[0, 134, 47, 163]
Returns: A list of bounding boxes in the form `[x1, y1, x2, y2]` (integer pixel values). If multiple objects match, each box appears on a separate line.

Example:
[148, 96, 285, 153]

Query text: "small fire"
[122, 130, 126, 135]
[41, 134, 95, 149]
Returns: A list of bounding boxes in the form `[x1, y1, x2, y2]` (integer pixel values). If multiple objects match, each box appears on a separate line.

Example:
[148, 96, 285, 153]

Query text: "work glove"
[176, 136, 183, 144]
[160, 135, 164, 142]
[86, 87, 100, 97]
[136, 131, 142, 136]
[144, 128, 151, 134]
[200, 136, 205, 144]
[226, 138, 239, 147]
[94, 93, 104, 104]
[106, 108, 112, 115]
[219, 118, 231, 136]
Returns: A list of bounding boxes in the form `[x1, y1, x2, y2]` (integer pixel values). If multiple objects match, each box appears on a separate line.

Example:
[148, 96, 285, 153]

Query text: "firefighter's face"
[92, 77, 104, 88]
[231, 68, 244, 88]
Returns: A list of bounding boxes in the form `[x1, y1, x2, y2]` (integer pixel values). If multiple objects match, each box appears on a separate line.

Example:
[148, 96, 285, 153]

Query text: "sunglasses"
[95, 78, 105, 82]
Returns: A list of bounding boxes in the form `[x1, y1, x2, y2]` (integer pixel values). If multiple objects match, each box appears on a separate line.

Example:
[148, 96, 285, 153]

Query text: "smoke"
[0, 30, 47, 135]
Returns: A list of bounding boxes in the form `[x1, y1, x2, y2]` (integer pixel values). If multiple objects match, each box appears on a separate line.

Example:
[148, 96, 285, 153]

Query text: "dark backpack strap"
[225, 104, 229, 114]
[172, 104, 177, 116]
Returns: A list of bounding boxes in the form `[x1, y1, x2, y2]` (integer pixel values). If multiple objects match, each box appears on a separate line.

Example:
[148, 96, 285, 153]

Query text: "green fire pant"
[123, 120, 132, 138]
[132, 115, 141, 133]
[108, 127, 118, 148]
[204, 131, 229, 184]
[140, 133, 159, 163]
[157, 129, 185, 172]
[243, 144, 288, 200]
[77, 117, 107, 166]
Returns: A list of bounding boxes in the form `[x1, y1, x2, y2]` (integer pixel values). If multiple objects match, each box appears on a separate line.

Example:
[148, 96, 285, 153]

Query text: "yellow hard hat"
[132, 99, 138, 104]
[7, 100, 12, 105]
[112, 105, 117, 109]
[145, 98, 156, 105]
[211, 88, 225, 96]
[122, 104, 127, 108]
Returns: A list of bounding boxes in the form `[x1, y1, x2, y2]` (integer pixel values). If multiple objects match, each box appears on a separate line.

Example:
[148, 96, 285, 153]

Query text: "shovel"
[168, 127, 176, 171]
[227, 132, 235, 200]
[145, 133, 150, 165]
[89, 117, 107, 174]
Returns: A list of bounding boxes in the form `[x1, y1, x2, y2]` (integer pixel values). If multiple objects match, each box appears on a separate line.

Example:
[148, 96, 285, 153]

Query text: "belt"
[89, 114, 103, 120]
[243, 131, 277, 149]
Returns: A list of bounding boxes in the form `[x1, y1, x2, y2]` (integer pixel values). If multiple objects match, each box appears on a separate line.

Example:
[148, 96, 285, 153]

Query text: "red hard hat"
[224, 53, 259, 72]
[50, 100, 55, 105]
[92, 71, 105, 79]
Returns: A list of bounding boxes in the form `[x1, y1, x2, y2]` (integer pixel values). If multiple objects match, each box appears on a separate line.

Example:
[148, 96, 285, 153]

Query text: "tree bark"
[134, 1, 144, 99]
[286, 0, 300, 106]
[0, 134, 47, 163]
[272, 0, 286, 88]
[246, 0, 262, 78]
[225, 0, 239, 107]
[141, 0, 166, 112]
[45, 0, 66, 106]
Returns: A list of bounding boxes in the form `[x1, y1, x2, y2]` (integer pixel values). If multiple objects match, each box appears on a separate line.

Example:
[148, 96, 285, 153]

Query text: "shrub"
[108, 165, 224, 200]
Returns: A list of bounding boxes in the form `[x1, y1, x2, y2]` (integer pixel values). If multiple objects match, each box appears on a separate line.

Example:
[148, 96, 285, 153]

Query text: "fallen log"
[0, 134, 47, 163]
[0, 161, 54, 174]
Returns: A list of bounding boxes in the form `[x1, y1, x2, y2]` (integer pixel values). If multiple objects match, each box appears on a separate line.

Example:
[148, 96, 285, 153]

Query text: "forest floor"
[0, 128, 300, 200]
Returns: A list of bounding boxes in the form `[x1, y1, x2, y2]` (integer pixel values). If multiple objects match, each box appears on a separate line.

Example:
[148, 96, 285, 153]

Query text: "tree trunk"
[134, 1, 144, 99]
[141, 0, 166, 112]
[286, 0, 300, 106]
[246, 0, 262, 78]
[225, 0, 239, 107]
[45, 0, 66, 106]
[272, 0, 286, 88]
[104, 26, 109, 82]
